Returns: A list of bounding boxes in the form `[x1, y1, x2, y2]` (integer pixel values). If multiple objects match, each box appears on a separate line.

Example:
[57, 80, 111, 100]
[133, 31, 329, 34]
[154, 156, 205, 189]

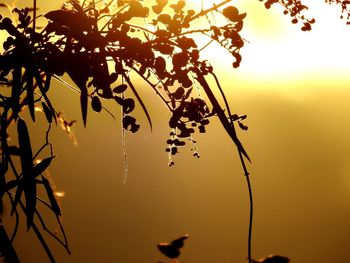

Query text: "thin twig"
[5, 191, 20, 243]
[32, 123, 52, 160]
[193, 66, 250, 162]
[17, 200, 56, 263]
[131, 66, 172, 111]
[100, 4, 129, 31]
[121, 69, 153, 131]
[34, 209, 71, 254]
[52, 75, 116, 120]
[211, 72, 253, 263]
[194, 67, 252, 263]
[33, 194, 70, 254]
[187, 0, 232, 22]
[199, 39, 214, 52]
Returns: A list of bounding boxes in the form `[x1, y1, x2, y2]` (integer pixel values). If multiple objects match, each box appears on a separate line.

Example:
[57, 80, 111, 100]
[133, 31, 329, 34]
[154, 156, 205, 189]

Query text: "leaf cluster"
[1, 0, 344, 262]
[0, 1, 251, 261]
[326, 0, 350, 24]
[259, 0, 315, 31]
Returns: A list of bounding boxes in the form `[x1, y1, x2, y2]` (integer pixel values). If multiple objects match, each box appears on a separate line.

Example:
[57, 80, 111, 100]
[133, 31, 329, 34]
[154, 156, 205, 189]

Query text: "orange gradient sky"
[2, 1, 350, 263]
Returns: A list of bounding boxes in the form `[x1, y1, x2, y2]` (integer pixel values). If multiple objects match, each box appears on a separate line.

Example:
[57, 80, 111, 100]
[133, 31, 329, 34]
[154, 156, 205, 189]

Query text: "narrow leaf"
[34, 72, 57, 123]
[44, 73, 52, 93]
[17, 119, 33, 173]
[123, 74, 153, 131]
[11, 182, 22, 215]
[17, 119, 36, 230]
[184, 87, 192, 100]
[0, 225, 20, 263]
[33, 157, 54, 178]
[5, 179, 18, 191]
[42, 177, 61, 216]
[80, 86, 88, 126]
[41, 101, 53, 123]
[11, 64, 22, 119]
[194, 68, 250, 162]
[26, 69, 35, 122]
[8, 146, 20, 156]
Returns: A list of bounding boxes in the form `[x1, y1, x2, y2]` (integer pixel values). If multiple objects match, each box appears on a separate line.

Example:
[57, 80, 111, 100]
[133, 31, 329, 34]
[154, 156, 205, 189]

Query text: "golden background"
[2, 0, 350, 262]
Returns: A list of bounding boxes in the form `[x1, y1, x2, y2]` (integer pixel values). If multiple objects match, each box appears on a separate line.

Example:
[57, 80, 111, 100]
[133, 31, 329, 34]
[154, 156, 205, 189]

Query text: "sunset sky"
[2, 1, 350, 263]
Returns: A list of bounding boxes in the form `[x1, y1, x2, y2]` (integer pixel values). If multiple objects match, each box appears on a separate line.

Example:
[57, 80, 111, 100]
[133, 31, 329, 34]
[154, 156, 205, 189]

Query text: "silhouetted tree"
[0, 0, 348, 262]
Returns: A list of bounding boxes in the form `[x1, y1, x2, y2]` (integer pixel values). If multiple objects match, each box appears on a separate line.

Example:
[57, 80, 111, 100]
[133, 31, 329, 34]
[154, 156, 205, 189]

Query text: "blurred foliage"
[0, 0, 347, 262]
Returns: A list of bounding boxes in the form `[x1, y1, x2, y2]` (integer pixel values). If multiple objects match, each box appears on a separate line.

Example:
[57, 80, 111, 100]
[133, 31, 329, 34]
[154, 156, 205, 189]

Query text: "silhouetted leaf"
[301, 22, 312, 31]
[172, 52, 188, 69]
[123, 98, 135, 114]
[173, 139, 185, 146]
[238, 121, 248, 130]
[158, 234, 189, 259]
[153, 43, 174, 55]
[109, 72, 118, 83]
[8, 146, 20, 156]
[17, 119, 33, 172]
[5, 179, 18, 191]
[139, 65, 147, 76]
[0, 225, 20, 263]
[128, 1, 149, 18]
[11, 182, 23, 215]
[152, 0, 168, 14]
[34, 73, 57, 123]
[113, 84, 128, 93]
[177, 37, 197, 50]
[173, 87, 185, 100]
[170, 0, 185, 12]
[41, 101, 52, 123]
[193, 67, 250, 162]
[123, 115, 140, 133]
[42, 177, 61, 216]
[236, 20, 244, 32]
[44, 10, 92, 32]
[123, 74, 153, 130]
[80, 86, 88, 127]
[33, 157, 54, 178]
[114, 95, 124, 106]
[169, 105, 184, 128]
[26, 69, 35, 122]
[17, 118, 36, 230]
[232, 52, 242, 68]
[91, 96, 102, 112]
[97, 88, 113, 99]
[184, 87, 192, 100]
[223, 6, 246, 22]
[158, 14, 171, 25]
[11, 65, 22, 119]
[44, 74, 51, 93]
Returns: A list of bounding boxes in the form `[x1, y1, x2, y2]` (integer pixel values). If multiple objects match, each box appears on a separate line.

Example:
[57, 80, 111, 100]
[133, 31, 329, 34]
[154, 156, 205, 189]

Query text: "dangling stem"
[194, 67, 253, 263]
[33, 0, 37, 31]
[121, 108, 128, 184]
[245, 169, 253, 263]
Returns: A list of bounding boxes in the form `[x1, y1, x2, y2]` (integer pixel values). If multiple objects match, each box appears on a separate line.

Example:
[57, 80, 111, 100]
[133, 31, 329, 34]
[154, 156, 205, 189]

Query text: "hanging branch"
[0, 0, 322, 262]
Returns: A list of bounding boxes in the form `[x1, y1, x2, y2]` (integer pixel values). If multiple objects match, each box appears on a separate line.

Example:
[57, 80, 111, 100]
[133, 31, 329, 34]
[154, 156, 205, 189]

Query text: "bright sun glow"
[187, 0, 350, 83]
